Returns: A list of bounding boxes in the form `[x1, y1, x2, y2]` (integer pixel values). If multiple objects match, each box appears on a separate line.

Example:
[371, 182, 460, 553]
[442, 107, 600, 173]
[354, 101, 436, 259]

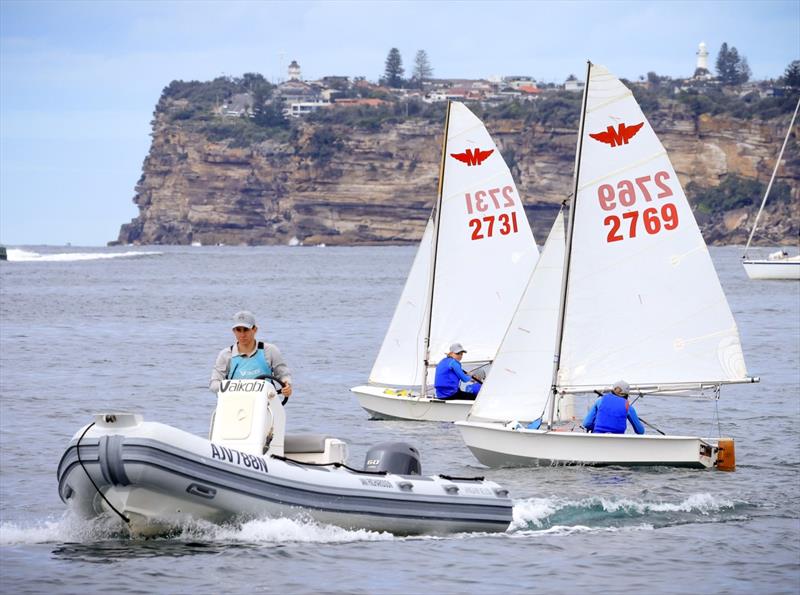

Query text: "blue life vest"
[434, 357, 463, 398]
[227, 341, 272, 380]
[593, 393, 629, 434]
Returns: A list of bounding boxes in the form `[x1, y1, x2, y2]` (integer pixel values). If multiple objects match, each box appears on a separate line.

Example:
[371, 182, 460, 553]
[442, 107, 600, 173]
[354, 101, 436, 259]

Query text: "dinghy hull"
[58, 415, 512, 535]
[456, 421, 718, 469]
[351, 385, 473, 422]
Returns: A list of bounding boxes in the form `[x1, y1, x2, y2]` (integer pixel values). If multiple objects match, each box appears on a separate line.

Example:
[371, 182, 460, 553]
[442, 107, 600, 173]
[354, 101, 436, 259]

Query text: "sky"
[1, 0, 798, 246]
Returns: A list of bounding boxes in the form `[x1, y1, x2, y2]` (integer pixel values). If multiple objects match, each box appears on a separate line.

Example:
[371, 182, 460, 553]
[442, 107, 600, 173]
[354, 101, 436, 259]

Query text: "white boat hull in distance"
[58, 414, 513, 536]
[456, 421, 720, 469]
[742, 258, 800, 280]
[351, 385, 473, 422]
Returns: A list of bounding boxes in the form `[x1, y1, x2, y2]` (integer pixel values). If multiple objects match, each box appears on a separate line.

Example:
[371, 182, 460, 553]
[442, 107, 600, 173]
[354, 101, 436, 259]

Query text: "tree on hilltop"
[411, 50, 433, 88]
[382, 48, 405, 88]
[783, 60, 800, 89]
[716, 43, 751, 86]
[253, 85, 288, 129]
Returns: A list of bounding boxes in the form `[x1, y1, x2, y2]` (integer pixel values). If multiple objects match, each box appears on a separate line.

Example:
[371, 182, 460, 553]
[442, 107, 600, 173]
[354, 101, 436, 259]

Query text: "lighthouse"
[694, 42, 712, 79]
[288, 60, 302, 81]
[696, 42, 709, 71]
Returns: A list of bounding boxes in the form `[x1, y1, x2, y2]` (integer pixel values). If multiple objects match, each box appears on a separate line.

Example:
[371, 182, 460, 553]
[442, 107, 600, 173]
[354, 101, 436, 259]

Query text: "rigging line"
[637, 417, 667, 436]
[744, 96, 800, 256]
[76, 422, 131, 525]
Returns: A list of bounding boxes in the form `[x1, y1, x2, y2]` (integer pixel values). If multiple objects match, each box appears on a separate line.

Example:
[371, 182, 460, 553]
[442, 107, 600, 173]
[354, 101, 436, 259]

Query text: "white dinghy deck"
[351, 385, 474, 422]
[457, 421, 729, 469]
[57, 380, 513, 536]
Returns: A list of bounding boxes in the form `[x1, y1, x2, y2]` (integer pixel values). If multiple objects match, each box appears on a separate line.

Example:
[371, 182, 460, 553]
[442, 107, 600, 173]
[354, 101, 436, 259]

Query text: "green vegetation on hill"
[154, 72, 799, 211]
[688, 174, 793, 214]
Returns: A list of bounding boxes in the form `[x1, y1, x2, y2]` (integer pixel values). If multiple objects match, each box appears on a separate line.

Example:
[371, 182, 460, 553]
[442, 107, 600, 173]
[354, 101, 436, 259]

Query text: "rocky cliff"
[116, 97, 799, 247]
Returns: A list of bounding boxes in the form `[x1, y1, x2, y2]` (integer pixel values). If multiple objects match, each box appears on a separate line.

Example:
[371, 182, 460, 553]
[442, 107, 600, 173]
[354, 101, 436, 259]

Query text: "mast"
[545, 60, 592, 429]
[743, 96, 800, 257]
[420, 100, 452, 396]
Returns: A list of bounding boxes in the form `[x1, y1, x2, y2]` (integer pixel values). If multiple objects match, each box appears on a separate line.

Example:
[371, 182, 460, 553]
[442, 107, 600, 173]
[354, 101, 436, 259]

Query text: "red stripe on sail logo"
[589, 122, 644, 147]
[451, 148, 494, 166]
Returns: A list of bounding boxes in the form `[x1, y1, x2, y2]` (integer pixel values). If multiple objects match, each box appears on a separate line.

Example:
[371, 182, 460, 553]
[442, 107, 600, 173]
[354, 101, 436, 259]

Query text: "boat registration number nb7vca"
[210, 443, 269, 473]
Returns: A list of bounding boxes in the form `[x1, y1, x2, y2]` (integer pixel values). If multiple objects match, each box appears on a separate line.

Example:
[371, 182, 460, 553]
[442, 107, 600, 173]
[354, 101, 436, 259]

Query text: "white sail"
[428, 102, 539, 365]
[368, 219, 433, 386]
[469, 212, 565, 422]
[557, 65, 749, 391]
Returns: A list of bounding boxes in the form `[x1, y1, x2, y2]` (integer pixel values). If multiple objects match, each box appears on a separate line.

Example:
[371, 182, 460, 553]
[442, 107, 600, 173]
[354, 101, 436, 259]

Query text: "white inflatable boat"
[57, 379, 512, 536]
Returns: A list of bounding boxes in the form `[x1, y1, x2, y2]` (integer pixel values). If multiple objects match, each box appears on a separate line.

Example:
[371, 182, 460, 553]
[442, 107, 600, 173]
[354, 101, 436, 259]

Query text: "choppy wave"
[510, 492, 744, 533]
[0, 513, 394, 546]
[6, 248, 161, 262]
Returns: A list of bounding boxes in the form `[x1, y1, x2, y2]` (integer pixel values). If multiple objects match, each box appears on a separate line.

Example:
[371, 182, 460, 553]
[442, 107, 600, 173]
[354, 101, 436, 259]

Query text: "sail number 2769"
[597, 170, 680, 243]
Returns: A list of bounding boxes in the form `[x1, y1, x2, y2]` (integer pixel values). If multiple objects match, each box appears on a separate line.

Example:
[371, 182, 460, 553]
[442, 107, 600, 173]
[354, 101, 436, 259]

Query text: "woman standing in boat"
[209, 310, 293, 398]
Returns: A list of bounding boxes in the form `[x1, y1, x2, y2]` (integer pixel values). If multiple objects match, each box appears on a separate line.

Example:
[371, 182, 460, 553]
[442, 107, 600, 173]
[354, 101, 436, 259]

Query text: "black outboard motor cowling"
[363, 442, 421, 475]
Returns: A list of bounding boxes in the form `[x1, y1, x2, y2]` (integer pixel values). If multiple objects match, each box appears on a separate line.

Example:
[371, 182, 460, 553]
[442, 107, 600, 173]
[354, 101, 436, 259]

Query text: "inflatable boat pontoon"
[57, 379, 512, 535]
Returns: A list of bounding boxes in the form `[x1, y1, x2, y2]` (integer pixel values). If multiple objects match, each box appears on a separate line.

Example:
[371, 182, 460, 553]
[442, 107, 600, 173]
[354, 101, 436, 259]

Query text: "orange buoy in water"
[716, 438, 736, 471]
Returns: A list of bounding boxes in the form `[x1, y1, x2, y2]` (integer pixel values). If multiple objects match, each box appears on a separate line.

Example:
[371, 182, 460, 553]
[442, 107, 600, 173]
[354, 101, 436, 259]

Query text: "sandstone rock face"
[117, 101, 799, 246]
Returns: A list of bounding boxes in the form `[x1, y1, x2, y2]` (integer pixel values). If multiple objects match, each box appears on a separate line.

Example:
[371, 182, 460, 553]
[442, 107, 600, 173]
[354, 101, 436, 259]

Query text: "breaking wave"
[0, 493, 749, 547]
[510, 492, 746, 533]
[0, 513, 394, 546]
[5, 248, 161, 262]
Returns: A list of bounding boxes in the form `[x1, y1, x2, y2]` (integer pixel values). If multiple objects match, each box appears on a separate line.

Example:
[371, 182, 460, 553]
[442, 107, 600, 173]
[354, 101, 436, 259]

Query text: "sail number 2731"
[465, 185, 519, 241]
[597, 170, 680, 243]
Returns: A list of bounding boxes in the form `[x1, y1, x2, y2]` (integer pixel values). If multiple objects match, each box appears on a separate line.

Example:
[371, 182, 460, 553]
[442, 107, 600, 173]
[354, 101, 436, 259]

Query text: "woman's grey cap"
[612, 380, 630, 395]
[449, 342, 467, 354]
[232, 310, 256, 329]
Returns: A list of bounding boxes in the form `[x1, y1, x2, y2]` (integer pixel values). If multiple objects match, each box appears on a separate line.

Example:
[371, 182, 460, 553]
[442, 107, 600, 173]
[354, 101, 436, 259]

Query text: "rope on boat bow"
[76, 422, 131, 525]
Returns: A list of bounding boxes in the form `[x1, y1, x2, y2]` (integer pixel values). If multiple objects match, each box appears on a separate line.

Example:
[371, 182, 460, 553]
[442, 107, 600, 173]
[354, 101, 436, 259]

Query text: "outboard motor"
[363, 442, 421, 475]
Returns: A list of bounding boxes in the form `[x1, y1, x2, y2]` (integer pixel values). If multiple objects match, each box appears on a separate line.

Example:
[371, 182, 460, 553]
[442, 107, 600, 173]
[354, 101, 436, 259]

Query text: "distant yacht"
[742, 97, 800, 281]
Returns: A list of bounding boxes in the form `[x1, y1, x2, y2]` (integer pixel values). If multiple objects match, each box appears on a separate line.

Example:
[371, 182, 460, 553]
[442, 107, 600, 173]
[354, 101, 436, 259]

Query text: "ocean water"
[0, 244, 798, 594]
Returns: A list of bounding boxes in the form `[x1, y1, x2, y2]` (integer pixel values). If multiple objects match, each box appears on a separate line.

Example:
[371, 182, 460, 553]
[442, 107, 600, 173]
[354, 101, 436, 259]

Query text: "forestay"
[557, 65, 749, 392]
[368, 101, 539, 387]
[468, 212, 565, 422]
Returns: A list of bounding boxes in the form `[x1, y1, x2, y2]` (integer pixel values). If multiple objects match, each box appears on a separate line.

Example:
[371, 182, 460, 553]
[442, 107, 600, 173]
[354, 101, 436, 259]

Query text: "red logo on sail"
[451, 148, 494, 166]
[589, 122, 644, 147]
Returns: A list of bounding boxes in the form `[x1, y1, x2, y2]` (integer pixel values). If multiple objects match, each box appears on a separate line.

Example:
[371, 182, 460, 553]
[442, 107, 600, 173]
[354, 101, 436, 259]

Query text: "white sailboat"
[742, 96, 800, 281]
[351, 101, 540, 421]
[456, 63, 758, 469]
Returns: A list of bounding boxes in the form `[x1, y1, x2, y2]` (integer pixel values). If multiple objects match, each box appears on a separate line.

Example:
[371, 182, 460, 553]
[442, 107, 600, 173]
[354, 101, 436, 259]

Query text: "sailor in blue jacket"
[434, 342, 481, 400]
[583, 380, 645, 434]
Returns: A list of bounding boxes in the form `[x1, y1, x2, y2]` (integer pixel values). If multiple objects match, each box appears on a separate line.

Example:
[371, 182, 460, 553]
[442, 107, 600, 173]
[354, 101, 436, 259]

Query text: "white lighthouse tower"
[288, 60, 302, 81]
[694, 42, 712, 79]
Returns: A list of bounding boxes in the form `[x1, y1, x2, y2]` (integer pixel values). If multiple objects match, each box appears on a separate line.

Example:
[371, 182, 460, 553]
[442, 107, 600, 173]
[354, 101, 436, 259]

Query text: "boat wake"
[0, 513, 395, 546]
[5, 248, 161, 262]
[509, 493, 747, 533]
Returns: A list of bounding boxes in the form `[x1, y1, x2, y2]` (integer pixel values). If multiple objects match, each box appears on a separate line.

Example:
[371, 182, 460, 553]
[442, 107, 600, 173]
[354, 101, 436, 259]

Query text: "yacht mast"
[546, 61, 592, 429]
[421, 100, 452, 396]
[743, 96, 799, 257]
